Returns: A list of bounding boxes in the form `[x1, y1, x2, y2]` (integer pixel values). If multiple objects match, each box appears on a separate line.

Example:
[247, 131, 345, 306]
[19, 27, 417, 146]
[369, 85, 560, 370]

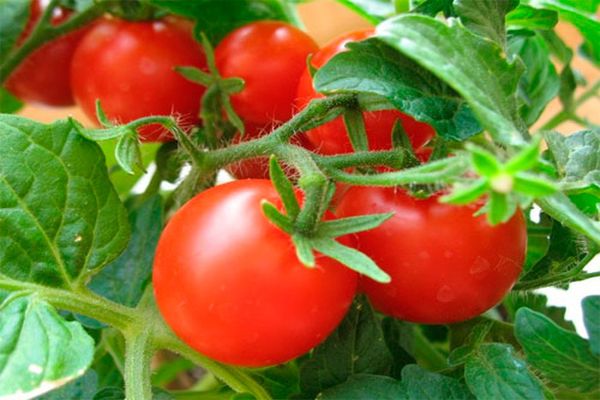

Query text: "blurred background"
[16, 0, 600, 335]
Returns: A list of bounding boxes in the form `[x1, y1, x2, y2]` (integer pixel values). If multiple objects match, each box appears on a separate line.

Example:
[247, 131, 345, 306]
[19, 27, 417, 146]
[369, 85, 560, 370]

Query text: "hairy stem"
[124, 329, 154, 400]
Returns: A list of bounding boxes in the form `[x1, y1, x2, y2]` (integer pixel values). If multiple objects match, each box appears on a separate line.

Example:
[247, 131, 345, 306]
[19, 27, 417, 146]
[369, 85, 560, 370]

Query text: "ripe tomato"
[70, 18, 206, 142]
[5, 0, 89, 107]
[153, 179, 358, 366]
[226, 122, 314, 180]
[215, 21, 318, 125]
[336, 187, 526, 324]
[295, 30, 435, 155]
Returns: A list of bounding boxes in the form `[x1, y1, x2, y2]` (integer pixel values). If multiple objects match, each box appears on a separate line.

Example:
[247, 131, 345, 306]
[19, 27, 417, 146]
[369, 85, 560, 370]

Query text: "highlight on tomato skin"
[295, 29, 436, 155]
[5, 0, 91, 107]
[152, 179, 358, 367]
[335, 186, 527, 324]
[215, 21, 319, 126]
[70, 17, 207, 142]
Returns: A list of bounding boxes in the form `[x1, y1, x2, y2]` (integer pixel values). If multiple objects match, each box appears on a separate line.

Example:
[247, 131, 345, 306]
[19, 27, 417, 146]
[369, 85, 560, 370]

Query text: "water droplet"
[437, 285, 455, 303]
[470, 256, 490, 274]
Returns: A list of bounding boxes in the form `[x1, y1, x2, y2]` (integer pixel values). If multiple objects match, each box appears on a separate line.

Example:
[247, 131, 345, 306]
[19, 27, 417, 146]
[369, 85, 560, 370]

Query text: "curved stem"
[0, 1, 105, 82]
[0, 276, 137, 330]
[154, 330, 272, 400]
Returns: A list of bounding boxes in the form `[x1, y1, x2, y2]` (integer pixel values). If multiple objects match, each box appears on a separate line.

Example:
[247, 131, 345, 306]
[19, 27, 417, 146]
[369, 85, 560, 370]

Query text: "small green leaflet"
[0, 294, 94, 399]
[454, 0, 519, 47]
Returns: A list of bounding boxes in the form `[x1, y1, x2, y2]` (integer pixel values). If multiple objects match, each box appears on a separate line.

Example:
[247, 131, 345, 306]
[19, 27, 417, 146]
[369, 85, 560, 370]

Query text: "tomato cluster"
[7, 10, 526, 368]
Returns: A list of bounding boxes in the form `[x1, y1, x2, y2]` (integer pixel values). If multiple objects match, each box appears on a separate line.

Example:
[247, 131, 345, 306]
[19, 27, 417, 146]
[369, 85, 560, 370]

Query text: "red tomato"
[295, 30, 435, 155]
[215, 21, 319, 125]
[336, 187, 526, 324]
[153, 180, 358, 366]
[226, 122, 314, 180]
[5, 0, 89, 106]
[70, 18, 206, 142]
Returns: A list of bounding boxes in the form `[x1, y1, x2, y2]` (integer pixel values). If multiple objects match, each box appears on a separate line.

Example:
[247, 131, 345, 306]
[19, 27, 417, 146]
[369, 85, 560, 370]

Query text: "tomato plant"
[215, 21, 319, 125]
[336, 187, 526, 324]
[70, 17, 206, 141]
[153, 179, 358, 366]
[295, 30, 435, 155]
[4, 0, 89, 107]
[0, 1, 599, 400]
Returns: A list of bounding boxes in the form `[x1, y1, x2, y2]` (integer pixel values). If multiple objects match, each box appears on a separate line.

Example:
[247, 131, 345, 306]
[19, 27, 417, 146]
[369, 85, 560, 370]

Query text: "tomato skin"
[215, 21, 319, 125]
[336, 187, 526, 324]
[70, 18, 206, 142]
[153, 180, 358, 366]
[296, 30, 435, 155]
[5, 0, 89, 107]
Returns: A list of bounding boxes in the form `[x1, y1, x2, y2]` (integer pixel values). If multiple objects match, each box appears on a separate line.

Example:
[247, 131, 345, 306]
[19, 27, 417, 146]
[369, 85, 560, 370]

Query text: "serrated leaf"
[0, 0, 30, 67]
[506, 5, 559, 31]
[0, 295, 95, 399]
[583, 296, 600, 355]
[545, 130, 600, 192]
[517, 219, 598, 289]
[465, 343, 544, 400]
[314, 38, 482, 141]
[318, 374, 402, 399]
[0, 87, 23, 114]
[299, 296, 393, 398]
[522, 0, 600, 65]
[400, 364, 474, 399]
[335, 0, 396, 24]
[377, 14, 526, 145]
[36, 369, 97, 400]
[149, 0, 298, 44]
[317, 213, 393, 238]
[312, 238, 390, 283]
[509, 32, 560, 125]
[454, 0, 518, 47]
[88, 195, 162, 307]
[0, 116, 129, 287]
[515, 308, 600, 393]
[504, 291, 575, 331]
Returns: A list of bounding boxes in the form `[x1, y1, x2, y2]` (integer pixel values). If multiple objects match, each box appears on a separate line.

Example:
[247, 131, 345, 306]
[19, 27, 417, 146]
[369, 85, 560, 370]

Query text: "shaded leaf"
[583, 296, 600, 355]
[454, 0, 518, 47]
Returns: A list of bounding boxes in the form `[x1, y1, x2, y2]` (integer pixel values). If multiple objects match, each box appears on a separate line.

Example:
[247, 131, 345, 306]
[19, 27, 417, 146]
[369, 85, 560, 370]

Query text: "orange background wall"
[18, 0, 599, 134]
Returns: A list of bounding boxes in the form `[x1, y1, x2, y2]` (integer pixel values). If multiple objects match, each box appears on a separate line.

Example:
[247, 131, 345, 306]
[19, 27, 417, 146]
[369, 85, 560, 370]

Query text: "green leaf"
[558, 63, 577, 111]
[465, 343, 544, 400]
[523, 212, 553, 270]
[0, 87, 23, 114]
[537, 192, 600, 246]
[36, 370, 97, 400]
[0, 295, 95, 399]
[381, 318, 416, 379]
[400, 364, 474, 399]
[269, 156, 300, 219]
[515, 308, 600, 393]
[342, 107, 369, 152]
[522, 0, 600, 65]
[411, 0, 455, 17]
[442, 179, 488, 205]
[504, 291, 575, 331]
[335, 0, 396, 24]
[250, 364, 300, 400]
[149, 0, 298, 44]
[517, 219, 598, 290]
[312, 238, 390, 283]
[377, 14, 526, 145]
[314, 38, 482, 141]
[0, 0, 30, 68]
[513, 173, 557, 197]
[468, 145, 501, 176]
[299, 296, 393, 397]
[88, 195, 162, 307]
[509, 33, 560, 126]
[176, 66, 213, 87]
[487, 191, 517, 224]
[545, 130, 600, 193]
[0, 116, 130, 287]
[317, 213, 393, 238]
[506, 5, 559, 30]
[583, 296, 600, 355]
[114, 132, 142, 175]
[318, 374, 403, 400]
[454, 0, 518, 47]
